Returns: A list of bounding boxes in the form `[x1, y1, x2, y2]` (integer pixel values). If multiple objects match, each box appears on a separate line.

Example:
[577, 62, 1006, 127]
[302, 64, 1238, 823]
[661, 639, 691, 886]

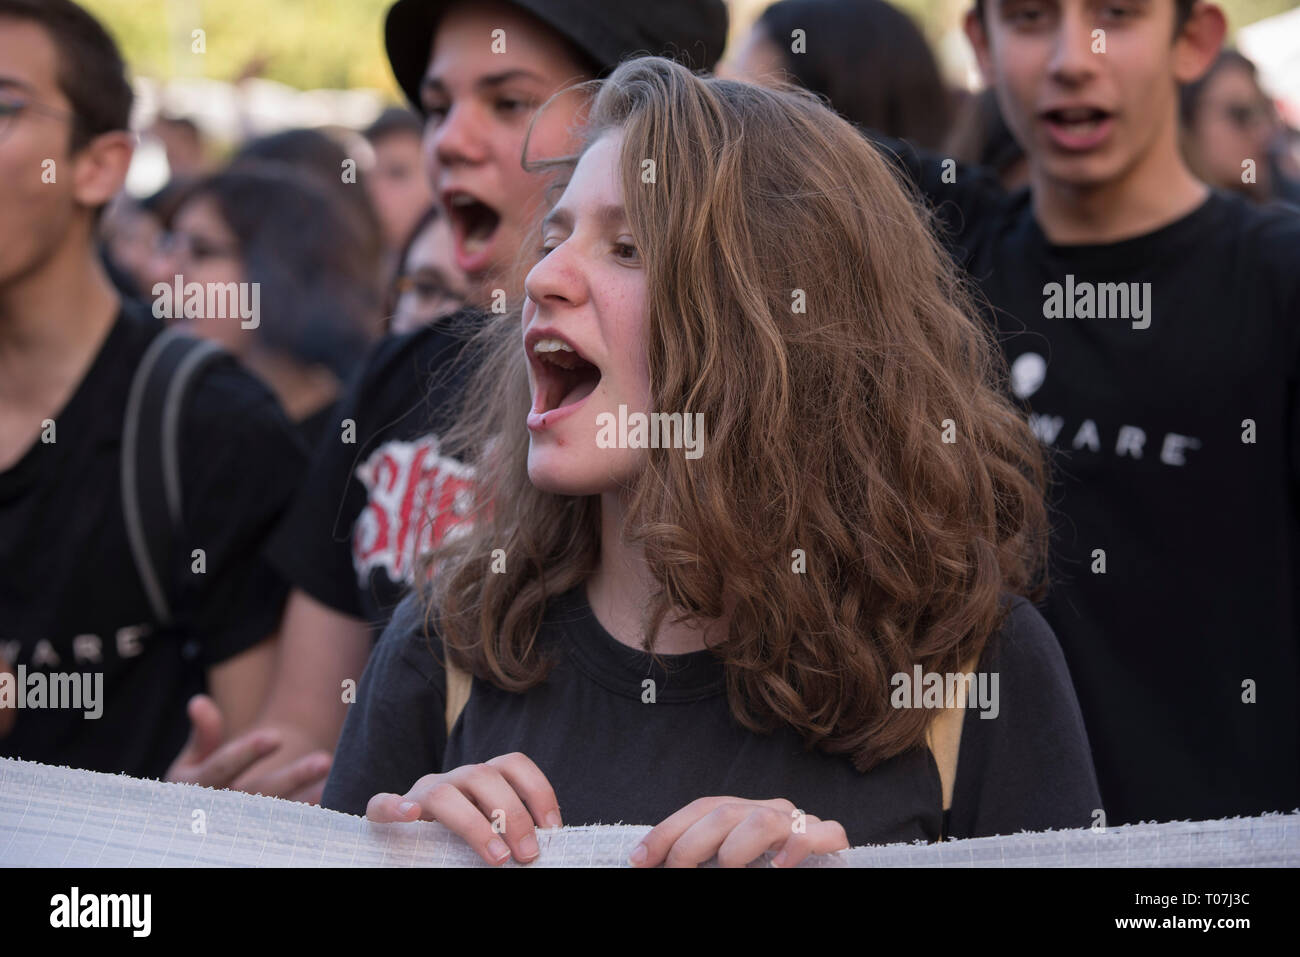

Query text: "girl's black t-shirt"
[322, 586, 1102, 847]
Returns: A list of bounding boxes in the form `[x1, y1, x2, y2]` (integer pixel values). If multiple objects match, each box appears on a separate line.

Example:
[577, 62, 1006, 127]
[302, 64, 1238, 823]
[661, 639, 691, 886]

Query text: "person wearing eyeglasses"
[152, 165, 382, 448]
[385, 204, 468, 335]
[0, 0, 306, 782]
[1179, 49, 1298, 206]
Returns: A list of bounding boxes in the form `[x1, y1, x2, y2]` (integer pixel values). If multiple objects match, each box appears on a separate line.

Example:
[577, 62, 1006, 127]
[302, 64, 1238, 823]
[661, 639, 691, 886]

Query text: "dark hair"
[364, 106, 423, 145]
[1179, 49, 1257, 130]
[140, 176, 199, 229]
[0, 0, 132, 152]
[945, 87, 1025, 177]
[232, 127, 385, 282]
[973, 0, 1197, 31]
[182, 165, 380, 378]
[756, 0, 951, 148]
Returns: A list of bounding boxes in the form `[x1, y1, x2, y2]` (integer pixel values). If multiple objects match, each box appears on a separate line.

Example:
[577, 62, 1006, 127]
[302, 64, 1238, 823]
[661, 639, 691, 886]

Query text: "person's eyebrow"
[593, 203, 629, 230]
[0, 76, 36, 94]
[421, 69, 548, 99]
[541, 203, 627, 234]
[411, 265, 465, 295]
[541, 205, 573, 233]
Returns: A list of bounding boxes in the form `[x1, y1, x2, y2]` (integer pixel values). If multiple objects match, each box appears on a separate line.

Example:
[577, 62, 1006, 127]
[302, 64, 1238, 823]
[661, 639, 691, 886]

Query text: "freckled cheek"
[601, 293, 652, 405]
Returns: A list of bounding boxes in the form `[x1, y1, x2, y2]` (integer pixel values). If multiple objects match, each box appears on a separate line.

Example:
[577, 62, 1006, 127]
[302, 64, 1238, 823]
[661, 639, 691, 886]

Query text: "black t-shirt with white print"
[264, 310, 481, 632]
[322, 586, 1102, 846]
[0, 301, 305, 778]
[876, 136, 1300, 825]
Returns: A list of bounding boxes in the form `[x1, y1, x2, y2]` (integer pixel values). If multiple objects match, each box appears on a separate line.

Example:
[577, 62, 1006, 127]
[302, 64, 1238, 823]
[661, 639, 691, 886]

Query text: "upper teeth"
[450, 195, 477, 207]
[533, 338, 574, 354]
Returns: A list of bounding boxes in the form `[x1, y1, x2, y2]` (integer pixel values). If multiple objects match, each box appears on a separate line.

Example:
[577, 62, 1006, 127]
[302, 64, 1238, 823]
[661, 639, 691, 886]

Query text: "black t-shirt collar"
[1026, 189, 1224, 269]
[548, 584, 726, 702]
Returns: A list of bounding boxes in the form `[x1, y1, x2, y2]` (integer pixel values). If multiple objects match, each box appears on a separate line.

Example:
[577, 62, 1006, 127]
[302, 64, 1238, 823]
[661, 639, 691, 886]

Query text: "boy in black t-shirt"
[873, 0, 1299, 824]
[0, 0, 304, 779]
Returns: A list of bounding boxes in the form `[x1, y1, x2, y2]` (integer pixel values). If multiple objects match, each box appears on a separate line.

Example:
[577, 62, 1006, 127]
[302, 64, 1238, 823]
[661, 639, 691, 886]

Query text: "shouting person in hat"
[170, 0, 729, 800]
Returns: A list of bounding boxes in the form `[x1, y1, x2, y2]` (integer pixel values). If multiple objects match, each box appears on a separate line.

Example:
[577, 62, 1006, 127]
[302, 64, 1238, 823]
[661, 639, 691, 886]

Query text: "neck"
[0, 231, 120, 414]
[586, 489, 719, 655]
[1030, 113, 1209, 245]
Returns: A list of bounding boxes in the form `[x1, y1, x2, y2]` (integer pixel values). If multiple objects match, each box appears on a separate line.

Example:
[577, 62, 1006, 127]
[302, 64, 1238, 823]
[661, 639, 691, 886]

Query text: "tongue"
[559, 376, 598, 409]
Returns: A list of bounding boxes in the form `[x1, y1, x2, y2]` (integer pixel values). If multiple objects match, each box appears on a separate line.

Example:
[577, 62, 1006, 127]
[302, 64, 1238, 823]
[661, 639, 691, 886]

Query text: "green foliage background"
[81, 0, 1298, 95]
[80, 0, 400, 93]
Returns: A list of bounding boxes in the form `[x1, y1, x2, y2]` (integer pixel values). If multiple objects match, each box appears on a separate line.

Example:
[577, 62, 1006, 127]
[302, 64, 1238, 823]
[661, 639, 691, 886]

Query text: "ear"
[1173, 2, 1227, 84]
[964, 8, 995, 88]
[70, 130, 135, 212]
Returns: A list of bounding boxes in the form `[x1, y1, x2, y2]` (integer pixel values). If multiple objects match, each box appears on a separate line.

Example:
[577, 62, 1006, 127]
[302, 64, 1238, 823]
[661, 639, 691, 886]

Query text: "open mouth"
[529, 337, 602, 416]
[1041, 107, 1114, 149]
[445, 191, 501, 264]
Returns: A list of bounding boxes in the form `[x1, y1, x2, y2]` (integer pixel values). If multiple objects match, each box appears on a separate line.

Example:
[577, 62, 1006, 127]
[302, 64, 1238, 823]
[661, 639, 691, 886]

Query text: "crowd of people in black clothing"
[1, 0, 1298, 868]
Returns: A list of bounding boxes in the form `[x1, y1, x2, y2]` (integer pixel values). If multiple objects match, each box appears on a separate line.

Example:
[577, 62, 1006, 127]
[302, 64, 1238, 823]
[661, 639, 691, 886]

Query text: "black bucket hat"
[384, 0, 729, 114]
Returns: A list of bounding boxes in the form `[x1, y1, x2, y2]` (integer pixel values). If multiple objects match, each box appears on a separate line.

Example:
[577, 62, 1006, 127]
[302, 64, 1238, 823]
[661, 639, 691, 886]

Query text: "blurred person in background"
[146, 113, 207, 179]
[722, 0, 952, 149]
[182, 0, 728, 802]
[385, 203, 467, 334]
[946, 87, 1029, 191]
[862, 0, 1300, 826]
[156, 165, 382, 447]
[102, 177, 205, 302]
[1180, 49, 1300, 207]
[0, 0, 305, 779]
[99, 193, 157, 300]
[363, 107, 436, 268]
[233, 127, 388, 294]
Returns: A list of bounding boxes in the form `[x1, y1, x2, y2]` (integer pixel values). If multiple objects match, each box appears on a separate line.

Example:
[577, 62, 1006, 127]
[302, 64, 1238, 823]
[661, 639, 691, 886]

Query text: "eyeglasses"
[156, 231, 241, 263]
[1216, 101, 1273, 132]
[0, 98, 77, 143]
[393, 271, 465, 324]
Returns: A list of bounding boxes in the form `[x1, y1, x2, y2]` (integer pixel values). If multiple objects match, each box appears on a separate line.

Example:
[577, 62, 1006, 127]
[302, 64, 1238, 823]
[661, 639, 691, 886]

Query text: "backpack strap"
[121, 327, 227, 627]
[444, 657, 473, 734]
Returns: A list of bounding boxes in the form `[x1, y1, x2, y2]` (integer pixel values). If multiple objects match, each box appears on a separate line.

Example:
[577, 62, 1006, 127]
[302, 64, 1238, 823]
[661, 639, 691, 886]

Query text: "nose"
[1046, 7, 1098, 87]
[430, 101, 488, 172]
[523, 238, 588, 316]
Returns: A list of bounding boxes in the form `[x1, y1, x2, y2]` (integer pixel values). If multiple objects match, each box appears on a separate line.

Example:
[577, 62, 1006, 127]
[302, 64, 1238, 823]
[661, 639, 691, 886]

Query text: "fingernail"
[518, 834, 539, 860]
[628, 843, 647, 866]
[398, 801, 417, 816]
[488, 838, 511, 863]
[771, 851, 788, 868]
[545, 810, 562, 829]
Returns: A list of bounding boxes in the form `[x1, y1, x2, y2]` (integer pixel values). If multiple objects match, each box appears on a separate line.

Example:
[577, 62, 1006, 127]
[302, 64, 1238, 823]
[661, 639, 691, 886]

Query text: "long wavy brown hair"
[421, 56, 1048, 772]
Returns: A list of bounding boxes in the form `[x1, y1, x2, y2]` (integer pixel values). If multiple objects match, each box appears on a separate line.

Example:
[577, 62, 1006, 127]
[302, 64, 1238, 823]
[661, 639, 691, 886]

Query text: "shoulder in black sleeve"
[170, 355, 307, 666]
[264, 311, 480, 624]
[321, 591, 449, 815]
[946, 596, 1104, 839]
[857, 127, 1010, 264]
